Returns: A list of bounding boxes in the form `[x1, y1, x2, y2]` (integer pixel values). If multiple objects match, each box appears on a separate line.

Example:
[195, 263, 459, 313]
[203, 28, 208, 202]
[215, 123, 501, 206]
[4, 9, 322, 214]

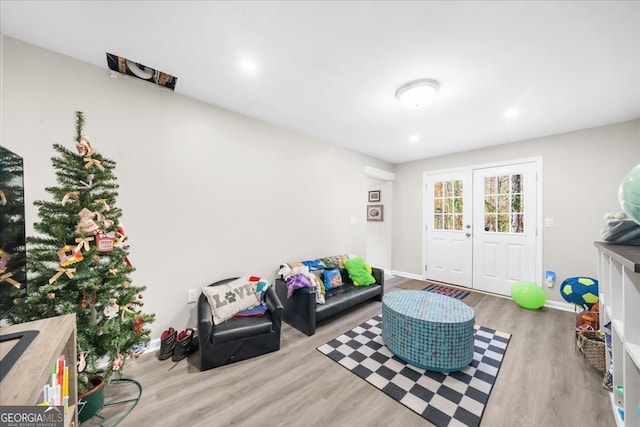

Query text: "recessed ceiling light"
[409, 134, 420, 143]
[396, 79, 440, 109]
[504, 108, 519, 118]
[239, 57, 258, 76]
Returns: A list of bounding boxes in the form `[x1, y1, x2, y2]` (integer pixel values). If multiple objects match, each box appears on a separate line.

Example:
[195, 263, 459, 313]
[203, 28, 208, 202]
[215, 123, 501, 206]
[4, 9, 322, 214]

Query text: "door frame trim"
[422, 156, 543, 287]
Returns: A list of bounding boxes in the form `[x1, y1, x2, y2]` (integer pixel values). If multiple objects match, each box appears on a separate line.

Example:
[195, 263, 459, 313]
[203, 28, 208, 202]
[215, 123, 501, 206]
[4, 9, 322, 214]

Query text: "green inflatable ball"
[511, 281, 546, 309]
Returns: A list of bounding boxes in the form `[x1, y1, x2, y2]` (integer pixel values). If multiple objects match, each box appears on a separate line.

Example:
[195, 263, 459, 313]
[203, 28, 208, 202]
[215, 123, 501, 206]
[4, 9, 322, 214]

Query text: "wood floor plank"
[94, 280, 615, 427]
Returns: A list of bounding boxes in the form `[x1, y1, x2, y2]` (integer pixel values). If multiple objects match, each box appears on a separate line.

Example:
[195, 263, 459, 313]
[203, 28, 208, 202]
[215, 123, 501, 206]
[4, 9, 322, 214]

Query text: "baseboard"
[147, 338, 160, 354]
[389, 270, 574, 312]
[390, 270, 423, 280]
[543, 299, 576, 312]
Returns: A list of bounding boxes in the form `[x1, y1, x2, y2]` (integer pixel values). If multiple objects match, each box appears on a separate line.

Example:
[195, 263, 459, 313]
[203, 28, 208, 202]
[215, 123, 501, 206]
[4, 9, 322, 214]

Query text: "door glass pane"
[433, 179, 464, 231]
[434, 182, 443, 198]
[498, 175, 509, 193]
[454, 214, 463, 230]
[444, 215, 453, 230]
[483, 173, 525, 234]
[485, 196, 496, 213]
[484, 214, 496, 232]
[453, 180, 463, 197]
[511, 214, 524, 233]
[434, 198, 443, 213]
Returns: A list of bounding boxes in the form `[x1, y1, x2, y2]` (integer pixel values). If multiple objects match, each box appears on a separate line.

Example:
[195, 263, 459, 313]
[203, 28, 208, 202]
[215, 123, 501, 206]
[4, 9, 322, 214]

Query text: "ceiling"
[1, 1, 639, 164]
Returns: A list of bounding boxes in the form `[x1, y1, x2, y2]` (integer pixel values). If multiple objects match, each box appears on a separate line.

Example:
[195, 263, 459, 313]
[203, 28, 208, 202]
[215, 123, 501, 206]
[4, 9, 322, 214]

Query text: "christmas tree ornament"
[48, 267, 76, 284]
[74, 236, 94, 253]
[84, 156, 105, 171]
[94, 198, 110, 211]
[112, 353, 124, 371]
[103, 298, 119, 319]
[76, 208, 100, 233]
[77, 351, 87, 372]
[133, 293, 144, 304]
[79, 174, 94, 189]
[47, 292, 56, 299]
[94, 212, 114, 229]
[89, 305, 97, 325]
[61, 191, 79, 206]
[135, 316, 143, 335]
[76, 136, 95, 156]
[119, 303, 135, 319]
[0, 190, 6, 205]
[122, 282, 129, 288]
[57, 245, 83, 267]
[0, 250, 10, 273]
[94, 231, 115, 252]
[114, 225, 127, 246]
[0, 272, 22, 288]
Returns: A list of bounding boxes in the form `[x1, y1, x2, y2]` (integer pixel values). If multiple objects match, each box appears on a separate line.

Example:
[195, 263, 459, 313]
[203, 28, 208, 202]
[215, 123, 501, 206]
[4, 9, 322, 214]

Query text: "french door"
[424, 160, 539, 296]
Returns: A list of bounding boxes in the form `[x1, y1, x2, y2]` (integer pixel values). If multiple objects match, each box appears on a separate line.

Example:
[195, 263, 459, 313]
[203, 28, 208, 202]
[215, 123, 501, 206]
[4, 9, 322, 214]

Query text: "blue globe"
[619, 164, 640, 225]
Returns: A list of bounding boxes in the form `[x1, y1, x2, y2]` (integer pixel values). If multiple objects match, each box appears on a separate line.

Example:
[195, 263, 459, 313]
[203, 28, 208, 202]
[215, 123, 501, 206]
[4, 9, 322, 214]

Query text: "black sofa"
[275, 267, 384, 336]
[198, 277, 284, 371]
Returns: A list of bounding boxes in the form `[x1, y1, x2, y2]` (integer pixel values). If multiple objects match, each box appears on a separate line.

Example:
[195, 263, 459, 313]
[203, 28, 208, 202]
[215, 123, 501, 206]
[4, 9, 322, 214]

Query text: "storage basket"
[577, 330, 605, 373]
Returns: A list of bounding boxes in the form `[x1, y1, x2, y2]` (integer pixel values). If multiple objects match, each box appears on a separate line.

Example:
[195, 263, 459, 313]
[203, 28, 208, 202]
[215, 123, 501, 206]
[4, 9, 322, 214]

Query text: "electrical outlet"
[187, 288, 198, 304]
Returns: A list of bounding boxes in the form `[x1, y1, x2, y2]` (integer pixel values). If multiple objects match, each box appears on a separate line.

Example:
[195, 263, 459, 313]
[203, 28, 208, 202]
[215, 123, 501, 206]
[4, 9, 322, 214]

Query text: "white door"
[424, 170, 473, 286]
[472, 162, 538, 295]
[424, 160, 539, 296]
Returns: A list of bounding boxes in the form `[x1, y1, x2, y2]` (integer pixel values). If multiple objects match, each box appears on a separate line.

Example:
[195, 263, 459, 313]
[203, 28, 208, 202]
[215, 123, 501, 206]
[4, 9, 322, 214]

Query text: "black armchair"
[197, 277, 283, 371]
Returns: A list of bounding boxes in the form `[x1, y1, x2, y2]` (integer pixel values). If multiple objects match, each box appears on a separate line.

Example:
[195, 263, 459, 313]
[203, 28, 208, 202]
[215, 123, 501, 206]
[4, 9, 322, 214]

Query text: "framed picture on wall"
[367, 204, 384, 222]
[368, 190, 381, 202]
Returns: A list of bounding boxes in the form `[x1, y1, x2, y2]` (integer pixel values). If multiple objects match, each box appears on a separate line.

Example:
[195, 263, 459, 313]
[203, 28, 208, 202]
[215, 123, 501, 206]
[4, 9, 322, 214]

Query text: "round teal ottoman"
[382, 290, 475, 372]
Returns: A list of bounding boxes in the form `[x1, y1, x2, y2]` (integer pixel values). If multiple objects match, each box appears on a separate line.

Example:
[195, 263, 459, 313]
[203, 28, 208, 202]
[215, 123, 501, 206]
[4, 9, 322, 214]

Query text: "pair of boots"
[159, 327, 197, 362]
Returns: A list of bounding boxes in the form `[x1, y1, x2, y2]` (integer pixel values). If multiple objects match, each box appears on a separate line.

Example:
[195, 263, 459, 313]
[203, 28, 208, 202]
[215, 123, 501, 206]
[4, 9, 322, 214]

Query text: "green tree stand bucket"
[78, 377, 105, 423]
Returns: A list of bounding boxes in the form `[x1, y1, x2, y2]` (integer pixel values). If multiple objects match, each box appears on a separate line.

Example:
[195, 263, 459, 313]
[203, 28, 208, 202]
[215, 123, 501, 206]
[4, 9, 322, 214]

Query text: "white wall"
[0, 36, 393, 337]
[392, 119, 640, 302]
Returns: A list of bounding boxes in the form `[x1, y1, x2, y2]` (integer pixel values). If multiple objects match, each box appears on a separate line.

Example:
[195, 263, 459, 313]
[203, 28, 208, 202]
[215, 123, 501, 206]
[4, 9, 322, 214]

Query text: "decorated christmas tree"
[8, 111, 155, 393]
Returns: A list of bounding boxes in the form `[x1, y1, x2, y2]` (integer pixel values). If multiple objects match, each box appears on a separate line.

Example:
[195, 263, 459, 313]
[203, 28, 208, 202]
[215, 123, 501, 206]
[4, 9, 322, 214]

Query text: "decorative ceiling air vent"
[106, 53, 177, 91]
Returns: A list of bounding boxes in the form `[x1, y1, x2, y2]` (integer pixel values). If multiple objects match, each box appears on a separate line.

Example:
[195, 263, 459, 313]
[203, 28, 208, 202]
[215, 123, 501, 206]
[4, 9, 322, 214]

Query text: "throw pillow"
[202, 277, 261, 325]
[301, 259, 325, 271]
[323, 268, 343, 290]
[344, 257, 376, 286]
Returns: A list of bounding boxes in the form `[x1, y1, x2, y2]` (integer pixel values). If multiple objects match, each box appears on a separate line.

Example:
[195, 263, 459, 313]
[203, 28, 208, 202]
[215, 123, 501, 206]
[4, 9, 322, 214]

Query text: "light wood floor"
[93, 278, 615, 427]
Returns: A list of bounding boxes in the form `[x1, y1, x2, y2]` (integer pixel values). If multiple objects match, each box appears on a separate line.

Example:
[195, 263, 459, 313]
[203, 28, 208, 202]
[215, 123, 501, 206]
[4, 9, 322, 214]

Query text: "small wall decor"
[368, 190, 381, 202]
[367, 204, 384, 222]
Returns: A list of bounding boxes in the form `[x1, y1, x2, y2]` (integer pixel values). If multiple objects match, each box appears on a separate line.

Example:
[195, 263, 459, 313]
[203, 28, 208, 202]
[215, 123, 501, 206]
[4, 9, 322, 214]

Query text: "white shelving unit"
[595, 242, 640, 427]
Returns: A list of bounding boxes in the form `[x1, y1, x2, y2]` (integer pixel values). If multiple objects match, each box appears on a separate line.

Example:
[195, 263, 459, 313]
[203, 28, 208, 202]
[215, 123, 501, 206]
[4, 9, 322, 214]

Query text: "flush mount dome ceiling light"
[396, 79, 440, 109]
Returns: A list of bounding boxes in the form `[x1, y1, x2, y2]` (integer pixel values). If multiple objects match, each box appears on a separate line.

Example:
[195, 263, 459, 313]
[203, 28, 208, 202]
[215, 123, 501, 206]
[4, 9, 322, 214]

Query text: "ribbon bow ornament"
[95, 198, 110, 211]
[49, 267, 76, 284]
[0, 272, 22, 288]
[84, 156, 105, 171]
[75, 236, 94, 252]
[119, 303, 135, 320]
[61, 191, 80, 206]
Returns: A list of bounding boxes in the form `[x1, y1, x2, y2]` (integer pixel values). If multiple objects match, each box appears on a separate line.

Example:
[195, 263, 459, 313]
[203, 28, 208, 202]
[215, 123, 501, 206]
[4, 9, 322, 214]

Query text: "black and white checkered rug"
[317, 315, 511, 427]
